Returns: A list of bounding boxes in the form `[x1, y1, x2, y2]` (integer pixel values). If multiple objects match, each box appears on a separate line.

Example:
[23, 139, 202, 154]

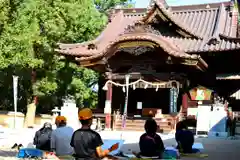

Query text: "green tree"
[94, 0, 135, 13]
[0, 0, 133, 113]
[0, 0, 107, 113]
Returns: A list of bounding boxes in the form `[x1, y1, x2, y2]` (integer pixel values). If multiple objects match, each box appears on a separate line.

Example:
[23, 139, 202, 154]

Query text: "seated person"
[137, 119, 165, 158]
[51, 116, 74, 156]
[70, 108, 119, 160]
[175, 121, 199, 153]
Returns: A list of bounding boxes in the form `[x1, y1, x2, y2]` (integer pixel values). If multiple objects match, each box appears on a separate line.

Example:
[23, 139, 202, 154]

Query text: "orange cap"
[79, 108, 93, 120]
[149, 110, 153, 115]
[55, 116, 67, 124]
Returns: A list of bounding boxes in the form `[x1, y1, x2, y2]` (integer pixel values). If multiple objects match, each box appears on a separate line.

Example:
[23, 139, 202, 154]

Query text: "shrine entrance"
[111, 80, 182, 117]
[102, 41, 195, 116]
[94, 37, 207, 132]
[128, 88, 171, 115]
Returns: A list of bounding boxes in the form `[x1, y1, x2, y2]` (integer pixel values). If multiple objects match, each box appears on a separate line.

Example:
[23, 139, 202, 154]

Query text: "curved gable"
[141, 0, 202, 39]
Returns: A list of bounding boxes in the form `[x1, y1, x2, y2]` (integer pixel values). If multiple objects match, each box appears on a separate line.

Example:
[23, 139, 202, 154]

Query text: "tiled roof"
[170, 2, 240, 52]
[56, 0, 239, 61]
[73, 33, 200, 62]
[143, 0, 202, 39]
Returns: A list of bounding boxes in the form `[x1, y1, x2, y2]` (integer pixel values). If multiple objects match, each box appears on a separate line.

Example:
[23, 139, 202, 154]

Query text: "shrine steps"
[114, 116, 175, 134]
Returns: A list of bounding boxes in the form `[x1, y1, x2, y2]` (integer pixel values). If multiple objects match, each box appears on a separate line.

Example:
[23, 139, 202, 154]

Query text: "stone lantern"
[52, 107, 60, 124]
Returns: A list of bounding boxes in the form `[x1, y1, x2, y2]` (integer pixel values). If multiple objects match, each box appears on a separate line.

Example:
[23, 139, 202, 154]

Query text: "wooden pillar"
[104, 83, 112, 130]
[181, 93, 188, 119]
[182, 93, 188, 111]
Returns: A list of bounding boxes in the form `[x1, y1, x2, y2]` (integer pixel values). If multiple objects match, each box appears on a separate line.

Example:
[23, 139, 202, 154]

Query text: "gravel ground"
[198, 138, 240, 160]
[1, 128, 240, 160]
[0, 149, 17, 159]
[164, 137, 240, 160]
[1, 138, 240, 159]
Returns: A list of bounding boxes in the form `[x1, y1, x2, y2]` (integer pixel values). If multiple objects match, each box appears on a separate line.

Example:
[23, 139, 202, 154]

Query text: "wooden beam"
[108, 59, 163, 68]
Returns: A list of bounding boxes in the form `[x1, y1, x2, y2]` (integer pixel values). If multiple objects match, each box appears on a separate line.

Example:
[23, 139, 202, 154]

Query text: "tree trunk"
[24, 70, 37, 128]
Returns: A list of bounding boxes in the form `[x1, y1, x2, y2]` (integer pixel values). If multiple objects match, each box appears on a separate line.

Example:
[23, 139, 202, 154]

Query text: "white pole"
[122, 74, 130, 129]
[124, 75, 130, 115]
[13, 76, 19, 129]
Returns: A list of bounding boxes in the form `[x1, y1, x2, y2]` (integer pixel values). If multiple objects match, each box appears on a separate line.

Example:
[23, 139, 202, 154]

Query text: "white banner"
[196, 105, 211, 134]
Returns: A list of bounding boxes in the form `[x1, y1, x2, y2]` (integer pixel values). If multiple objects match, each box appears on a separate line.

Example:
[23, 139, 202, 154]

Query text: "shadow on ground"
[0, 150, 17, 157]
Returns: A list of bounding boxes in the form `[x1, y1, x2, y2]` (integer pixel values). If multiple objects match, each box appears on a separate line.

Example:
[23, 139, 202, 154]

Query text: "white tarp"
[196, 105, 211, 134]
[209, 105, 227, 133]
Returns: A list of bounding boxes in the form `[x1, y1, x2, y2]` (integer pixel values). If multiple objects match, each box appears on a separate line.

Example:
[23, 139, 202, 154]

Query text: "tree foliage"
[94, 0, 134, 13]
[0, 0, 134, 113]
[0, 0, 122, 113]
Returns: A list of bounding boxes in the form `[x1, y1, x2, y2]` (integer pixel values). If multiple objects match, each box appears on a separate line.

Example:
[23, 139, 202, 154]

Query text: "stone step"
[114, 119, 173, 133]
[113, 116, 175, 134]
[115, 122, 172, 128]
[115, 119, 174, 123]
[115, 120, 173, 126]
[114, 126, 172, 133]
[114, 126, 172, 131]
[115, 124, 172, 130]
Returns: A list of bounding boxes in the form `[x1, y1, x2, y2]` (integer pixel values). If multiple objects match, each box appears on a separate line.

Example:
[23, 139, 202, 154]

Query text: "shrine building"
[56, 0, 240, 132]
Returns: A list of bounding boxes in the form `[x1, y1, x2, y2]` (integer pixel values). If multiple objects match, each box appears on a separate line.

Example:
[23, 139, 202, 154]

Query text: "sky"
[134, 0, 230, 8]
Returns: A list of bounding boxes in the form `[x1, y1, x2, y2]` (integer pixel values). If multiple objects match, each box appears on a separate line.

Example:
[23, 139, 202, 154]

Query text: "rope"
[103, 78, 180, 92]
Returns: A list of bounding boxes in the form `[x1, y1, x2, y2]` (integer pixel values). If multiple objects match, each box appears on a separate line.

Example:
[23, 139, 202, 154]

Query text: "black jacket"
[33, 128, 52, 151]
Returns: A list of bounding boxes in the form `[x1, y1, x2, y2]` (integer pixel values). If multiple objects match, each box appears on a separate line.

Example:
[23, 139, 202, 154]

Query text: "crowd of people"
[33, 108, 119, 159]
[33, 108, 199, 159]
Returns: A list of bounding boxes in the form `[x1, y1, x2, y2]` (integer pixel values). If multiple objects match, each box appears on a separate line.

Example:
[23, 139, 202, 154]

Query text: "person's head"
[43, 122, 52, 129]
[176, 121, 187, 131]
[144, 119, 158, 134]
[55, 116, 67, 127]
[78, 108, 93, 127]
[40, 122, 52, 132]
[148, 110, 154, 118]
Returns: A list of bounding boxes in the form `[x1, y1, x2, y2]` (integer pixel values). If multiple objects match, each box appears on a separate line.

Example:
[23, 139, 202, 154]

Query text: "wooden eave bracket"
[196, 56, 208, 71]
[180, 55, 208, 71]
